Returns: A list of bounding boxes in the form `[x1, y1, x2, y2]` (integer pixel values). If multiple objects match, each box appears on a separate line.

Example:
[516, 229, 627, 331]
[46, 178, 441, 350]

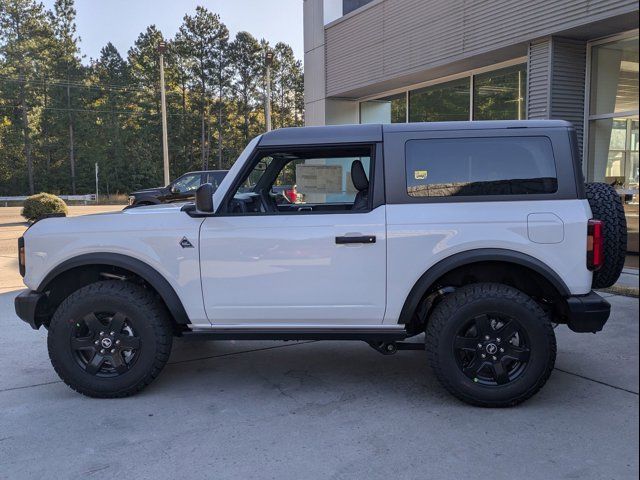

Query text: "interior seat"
[351, 160, 369, 211]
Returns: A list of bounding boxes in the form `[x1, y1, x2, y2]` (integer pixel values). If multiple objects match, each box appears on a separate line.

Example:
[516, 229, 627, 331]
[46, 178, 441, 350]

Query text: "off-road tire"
[48, 280, 173, 398]
[426, 283, 556, 407]
[585, 182, 627, 289]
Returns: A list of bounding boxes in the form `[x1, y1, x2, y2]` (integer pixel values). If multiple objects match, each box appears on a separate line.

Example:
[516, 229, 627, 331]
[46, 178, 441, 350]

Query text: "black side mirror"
[170, 185, 180, 194]
[195, 183, 214, 213]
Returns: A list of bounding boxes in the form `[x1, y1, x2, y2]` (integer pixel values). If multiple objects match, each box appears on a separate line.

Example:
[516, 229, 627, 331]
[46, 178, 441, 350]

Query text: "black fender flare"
[398, 248, 571, 324]
[37, 253, 190, 324]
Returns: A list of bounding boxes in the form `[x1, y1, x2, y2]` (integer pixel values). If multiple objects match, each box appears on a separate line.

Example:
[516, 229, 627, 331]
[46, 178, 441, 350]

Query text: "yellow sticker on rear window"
[414, 170, 428, 180]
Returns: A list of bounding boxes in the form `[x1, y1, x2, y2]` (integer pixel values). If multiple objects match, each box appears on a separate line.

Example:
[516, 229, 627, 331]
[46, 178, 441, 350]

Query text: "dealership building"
[303, 0, 639, 253]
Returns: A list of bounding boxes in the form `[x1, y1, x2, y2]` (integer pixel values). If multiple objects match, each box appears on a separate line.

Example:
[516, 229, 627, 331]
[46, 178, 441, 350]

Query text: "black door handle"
[335, 235, 376, 244]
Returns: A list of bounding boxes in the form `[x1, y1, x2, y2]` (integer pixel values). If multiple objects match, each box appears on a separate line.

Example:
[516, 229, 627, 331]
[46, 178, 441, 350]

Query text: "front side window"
[225, 147, 373, 214]
[405, 137, 557, 197]
[172, 173, 201, 192]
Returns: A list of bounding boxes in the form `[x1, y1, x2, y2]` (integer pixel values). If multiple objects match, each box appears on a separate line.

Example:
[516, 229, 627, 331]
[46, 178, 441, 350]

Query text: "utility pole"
[265, 50, 273, 132]
[95, 163, 99, 203]
[158, 41, 170, 186]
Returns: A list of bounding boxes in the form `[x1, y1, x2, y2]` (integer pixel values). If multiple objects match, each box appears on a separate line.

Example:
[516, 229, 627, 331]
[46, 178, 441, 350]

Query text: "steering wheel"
[258, 190, 278, 213]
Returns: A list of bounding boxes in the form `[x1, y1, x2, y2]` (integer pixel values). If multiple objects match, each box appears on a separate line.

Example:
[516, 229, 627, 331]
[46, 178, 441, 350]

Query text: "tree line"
[0, 0, 304, 196]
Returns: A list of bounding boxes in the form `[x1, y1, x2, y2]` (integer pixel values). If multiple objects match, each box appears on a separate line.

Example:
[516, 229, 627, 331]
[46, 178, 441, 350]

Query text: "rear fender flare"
[398, 248, 570, 324]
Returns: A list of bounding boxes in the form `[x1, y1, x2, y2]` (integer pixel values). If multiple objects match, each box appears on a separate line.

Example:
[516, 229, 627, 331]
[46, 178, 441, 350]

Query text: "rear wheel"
[426, 283, 556, 407]
[48, 281, 173, 398]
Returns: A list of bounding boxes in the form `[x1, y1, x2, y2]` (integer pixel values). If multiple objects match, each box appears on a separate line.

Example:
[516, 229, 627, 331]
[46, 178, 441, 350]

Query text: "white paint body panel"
[21, 132, 594, 329]
[199, 206, 387, 324]
[383, 199, 593, 324]
[22, 204, 209, 326]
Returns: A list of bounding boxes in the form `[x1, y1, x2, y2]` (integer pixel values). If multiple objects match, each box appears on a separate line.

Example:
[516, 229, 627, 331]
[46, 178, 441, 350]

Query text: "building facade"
[304, 0, 639, 253]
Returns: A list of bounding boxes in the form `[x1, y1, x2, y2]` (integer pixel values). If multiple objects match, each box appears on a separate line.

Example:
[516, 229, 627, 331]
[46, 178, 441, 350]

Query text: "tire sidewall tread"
[426, 283, 557, 408]
[47, 280, 173, 398]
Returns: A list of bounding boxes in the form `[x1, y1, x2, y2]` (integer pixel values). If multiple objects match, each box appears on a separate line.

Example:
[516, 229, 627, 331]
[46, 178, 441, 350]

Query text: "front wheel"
[47, 281, 173, 398]
[426, 283, 556, 407]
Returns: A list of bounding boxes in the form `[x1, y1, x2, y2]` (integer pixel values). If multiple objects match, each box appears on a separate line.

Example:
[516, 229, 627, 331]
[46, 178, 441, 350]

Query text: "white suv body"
[15, 120, 617, 406]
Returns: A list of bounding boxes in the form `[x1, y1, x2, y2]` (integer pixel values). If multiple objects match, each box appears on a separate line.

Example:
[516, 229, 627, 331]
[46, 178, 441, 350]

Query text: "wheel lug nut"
[484, 335, 490, 340]
[496, 338, 501, 343]
[94, 340, 99, 345]
[110, 349, 116, 354]
[100, 349, 105, 354]
[500, 348, 504, 353]
[492, 356, 497, 361]
[100, 331, 105, 336]
[477, 343, 482, 349]
[481, 354, 486, 358]
[110, 331, 115, 336]
[116, 340, 121, 345]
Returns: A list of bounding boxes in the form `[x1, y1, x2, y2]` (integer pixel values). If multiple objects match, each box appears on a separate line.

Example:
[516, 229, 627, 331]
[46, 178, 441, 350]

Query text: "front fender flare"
[37, 253, 190, 325]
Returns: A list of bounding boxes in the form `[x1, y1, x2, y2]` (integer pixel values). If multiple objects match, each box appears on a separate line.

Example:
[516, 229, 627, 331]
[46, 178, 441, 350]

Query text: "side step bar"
[181, 326, 408, 342]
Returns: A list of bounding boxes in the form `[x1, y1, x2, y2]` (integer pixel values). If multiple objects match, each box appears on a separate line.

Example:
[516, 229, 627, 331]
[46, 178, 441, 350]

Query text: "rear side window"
[405, 136, 558, 197]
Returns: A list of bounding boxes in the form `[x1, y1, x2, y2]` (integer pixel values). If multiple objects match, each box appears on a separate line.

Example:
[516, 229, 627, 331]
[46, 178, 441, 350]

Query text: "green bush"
[21, 193, 68, 222]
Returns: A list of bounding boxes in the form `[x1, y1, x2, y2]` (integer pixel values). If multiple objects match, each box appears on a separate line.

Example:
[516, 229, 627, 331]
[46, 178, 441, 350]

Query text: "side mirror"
[195, 183, 214, 213]
[170, 185, 180, 194]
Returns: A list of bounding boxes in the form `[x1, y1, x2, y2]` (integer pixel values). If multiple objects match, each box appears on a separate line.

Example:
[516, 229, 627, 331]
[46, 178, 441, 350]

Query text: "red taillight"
[587, 219, 604, 271]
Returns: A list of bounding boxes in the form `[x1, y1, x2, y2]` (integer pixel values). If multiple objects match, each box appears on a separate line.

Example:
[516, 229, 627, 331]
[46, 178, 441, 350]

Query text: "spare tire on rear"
[585, 182, 627, 289]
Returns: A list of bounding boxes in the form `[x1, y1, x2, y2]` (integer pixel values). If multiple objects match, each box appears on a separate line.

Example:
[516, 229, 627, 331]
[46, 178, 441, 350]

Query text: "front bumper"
[14, 290, 46, 330]
[565, 291, 611, 333]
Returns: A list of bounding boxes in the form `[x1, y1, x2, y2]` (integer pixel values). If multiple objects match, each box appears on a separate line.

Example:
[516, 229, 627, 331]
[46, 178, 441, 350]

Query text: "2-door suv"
[128, 170, 228, 206]
[15, 121, 627, 407]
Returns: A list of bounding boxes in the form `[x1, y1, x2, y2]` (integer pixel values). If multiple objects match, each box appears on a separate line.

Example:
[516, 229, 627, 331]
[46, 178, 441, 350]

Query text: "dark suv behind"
[128, 170, 228, 207]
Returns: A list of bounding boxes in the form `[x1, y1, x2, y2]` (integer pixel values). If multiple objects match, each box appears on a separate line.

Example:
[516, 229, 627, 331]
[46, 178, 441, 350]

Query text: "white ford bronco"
[15, 121, 627, 407]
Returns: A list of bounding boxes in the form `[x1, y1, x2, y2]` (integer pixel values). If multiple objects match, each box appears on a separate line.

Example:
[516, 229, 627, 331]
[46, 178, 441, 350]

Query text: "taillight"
[587, 219, 604, 271]
[18, 236, 25, 277]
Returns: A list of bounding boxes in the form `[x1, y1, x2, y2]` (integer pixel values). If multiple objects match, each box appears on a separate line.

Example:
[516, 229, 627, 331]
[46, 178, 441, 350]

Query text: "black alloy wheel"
[453, 313, 530, 386]
[71, 312, 141, 377]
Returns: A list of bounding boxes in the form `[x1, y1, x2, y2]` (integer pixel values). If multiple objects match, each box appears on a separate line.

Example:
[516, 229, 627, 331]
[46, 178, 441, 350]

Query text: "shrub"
[21, 193, 68, 222]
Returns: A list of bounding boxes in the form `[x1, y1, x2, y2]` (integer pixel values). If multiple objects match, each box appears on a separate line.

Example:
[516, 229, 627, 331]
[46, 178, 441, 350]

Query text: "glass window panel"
[409, 77, 470, 122]
[405, 137, 557, 197]
[590, 36, 639, 115]
[473, 64, 527, 120]
[360, 93, 406, 124]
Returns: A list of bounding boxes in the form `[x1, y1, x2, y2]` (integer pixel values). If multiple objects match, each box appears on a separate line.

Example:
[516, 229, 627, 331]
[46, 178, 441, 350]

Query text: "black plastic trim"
[182, 327, 407, 341]
[37, 253, 191, 325]
[398, 248, 571, 324]
[565, 291, 610, 333]
[14, 290, 46, 329]
[18, 236, 25, 277]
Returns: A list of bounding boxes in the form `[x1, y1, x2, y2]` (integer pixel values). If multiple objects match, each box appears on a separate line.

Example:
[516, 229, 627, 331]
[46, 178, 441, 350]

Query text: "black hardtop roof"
[258, 120, 573, 146]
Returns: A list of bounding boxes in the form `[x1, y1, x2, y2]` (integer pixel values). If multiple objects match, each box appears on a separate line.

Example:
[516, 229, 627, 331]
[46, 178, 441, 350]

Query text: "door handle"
[335, 235, 376, 244]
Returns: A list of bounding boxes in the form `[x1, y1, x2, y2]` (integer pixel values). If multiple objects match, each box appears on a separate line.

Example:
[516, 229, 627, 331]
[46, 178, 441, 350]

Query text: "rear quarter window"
[405, 136, 558, 197]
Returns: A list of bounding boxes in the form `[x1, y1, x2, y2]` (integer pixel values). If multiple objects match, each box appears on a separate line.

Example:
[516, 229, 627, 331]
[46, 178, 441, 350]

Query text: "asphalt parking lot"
[0, 207, 638, 479]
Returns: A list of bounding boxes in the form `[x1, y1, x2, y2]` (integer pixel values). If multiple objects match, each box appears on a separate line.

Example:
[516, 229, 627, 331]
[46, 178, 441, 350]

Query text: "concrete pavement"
[0, 288, 638, 480]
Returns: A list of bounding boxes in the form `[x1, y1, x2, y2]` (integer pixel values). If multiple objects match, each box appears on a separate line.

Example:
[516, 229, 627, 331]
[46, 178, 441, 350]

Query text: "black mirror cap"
[195, 183, 214, 213]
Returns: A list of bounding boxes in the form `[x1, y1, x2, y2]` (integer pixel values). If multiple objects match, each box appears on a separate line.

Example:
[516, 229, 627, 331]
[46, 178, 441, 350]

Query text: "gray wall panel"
[527, 37, 587, 159]
[325, 0, 637, 98]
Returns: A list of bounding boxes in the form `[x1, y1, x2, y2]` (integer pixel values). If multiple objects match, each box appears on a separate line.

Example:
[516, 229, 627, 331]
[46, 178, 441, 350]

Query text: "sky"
[41, 0, 304, 63]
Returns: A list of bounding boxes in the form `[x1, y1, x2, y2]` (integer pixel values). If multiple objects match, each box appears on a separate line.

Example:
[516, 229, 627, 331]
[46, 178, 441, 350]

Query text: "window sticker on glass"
[414, 170, 428, 180]
[296, 165, 343, 194]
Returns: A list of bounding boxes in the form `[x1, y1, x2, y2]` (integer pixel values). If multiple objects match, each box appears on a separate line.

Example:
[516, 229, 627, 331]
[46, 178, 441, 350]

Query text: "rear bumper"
[565, 291, 611, 333]
[14, 290, 45, 330]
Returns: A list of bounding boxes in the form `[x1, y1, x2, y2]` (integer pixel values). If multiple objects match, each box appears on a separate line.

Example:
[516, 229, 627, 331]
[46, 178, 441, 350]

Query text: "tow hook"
[367, 341, 424, 355]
